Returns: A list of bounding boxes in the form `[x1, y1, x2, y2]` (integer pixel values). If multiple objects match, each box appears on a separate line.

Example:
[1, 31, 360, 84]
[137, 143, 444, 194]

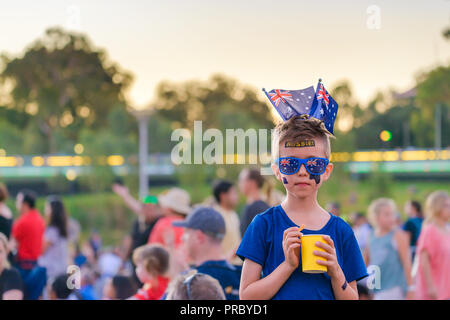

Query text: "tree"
[0, 27, 133, 153]
[153, 73, 274, 132]
[413, 65, 450, 147]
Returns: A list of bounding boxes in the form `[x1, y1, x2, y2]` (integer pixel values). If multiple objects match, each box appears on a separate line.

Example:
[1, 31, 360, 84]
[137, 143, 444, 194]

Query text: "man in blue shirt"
[237, 116, 368, 300]
[172, 207, 241, 300]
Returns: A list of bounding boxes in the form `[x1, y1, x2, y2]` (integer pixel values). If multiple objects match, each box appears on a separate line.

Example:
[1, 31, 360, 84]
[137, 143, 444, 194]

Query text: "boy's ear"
[322, 162, 334, 182]
[271, 163, 282, 182]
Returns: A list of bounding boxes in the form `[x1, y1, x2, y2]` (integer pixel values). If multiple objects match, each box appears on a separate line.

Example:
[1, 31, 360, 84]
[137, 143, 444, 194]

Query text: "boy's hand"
[314, 235, 341, 278]
[282, 227, 303, 270]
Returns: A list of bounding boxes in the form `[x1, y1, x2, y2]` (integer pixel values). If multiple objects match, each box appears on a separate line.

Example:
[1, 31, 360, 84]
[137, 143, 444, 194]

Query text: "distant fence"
[0, 148, 449, 180]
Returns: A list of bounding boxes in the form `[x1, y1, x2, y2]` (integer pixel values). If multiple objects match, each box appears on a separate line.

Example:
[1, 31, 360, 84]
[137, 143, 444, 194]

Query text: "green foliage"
[153, 73, 274, 132]
[413, 65, 450, 147]
[0, 27, 133, 153]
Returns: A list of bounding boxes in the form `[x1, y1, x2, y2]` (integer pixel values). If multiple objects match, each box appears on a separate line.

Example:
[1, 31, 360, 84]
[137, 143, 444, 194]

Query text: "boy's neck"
[282, 191, 330, 229]
[284, 191, 319, 213]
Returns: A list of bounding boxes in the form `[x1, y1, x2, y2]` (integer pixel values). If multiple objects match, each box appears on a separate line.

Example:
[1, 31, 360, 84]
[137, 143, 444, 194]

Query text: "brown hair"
[166, 272, 226, 300]
[0, 183, 8, 203]
[271, 115, 334, 163]
[132, 244, 169, 276]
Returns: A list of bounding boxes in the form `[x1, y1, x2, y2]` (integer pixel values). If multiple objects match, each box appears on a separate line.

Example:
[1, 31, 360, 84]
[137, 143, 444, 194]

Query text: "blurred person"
[238, 168, 270, 236]
[403, 200, 424, 260]
[326, 202, 341, 217]
[130, 244, 170, 300]
[89, 230, 102, 259]
[38, 196, 69, 281]
[103, 275, 137, 300]
[48, 274, 76, 300]
[415, 191, 450, 300]
[112, 183, 162, 257]
[166, 272, 225, 300]
[350, 212, 372, 253]
[172, 207, 242, 300]
[364, 198, 415, 300]
[212, 180, 241, 264]
[0, 233, 23, 300]
[10, 189, 46, 300]
[0, 183, 13, 239]
[77, 266, 98, 300]
[94, 246, 124, 298]
[147, 188, 191, 249]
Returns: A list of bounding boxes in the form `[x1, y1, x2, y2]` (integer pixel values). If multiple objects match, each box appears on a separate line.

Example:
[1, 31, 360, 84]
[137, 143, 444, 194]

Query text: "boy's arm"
[315, 235, 359, 300]
[239, 226, 302, 300]
[239, 259, 296, 300]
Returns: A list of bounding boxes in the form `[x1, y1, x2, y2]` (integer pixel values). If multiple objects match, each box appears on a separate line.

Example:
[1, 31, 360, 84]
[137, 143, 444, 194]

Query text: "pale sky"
[1, 0, 449, 109]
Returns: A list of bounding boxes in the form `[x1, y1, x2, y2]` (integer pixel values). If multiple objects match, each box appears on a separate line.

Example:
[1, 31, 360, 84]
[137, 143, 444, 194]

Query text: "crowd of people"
[0, 168, 449, 300]
[0, 168, 277, 300]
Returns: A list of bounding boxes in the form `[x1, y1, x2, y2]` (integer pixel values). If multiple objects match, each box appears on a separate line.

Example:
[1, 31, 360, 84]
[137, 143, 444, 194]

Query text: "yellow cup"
[301, 234, 328, 273]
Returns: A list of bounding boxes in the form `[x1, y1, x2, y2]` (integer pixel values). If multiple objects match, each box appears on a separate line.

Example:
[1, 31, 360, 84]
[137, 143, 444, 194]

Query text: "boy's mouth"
[294, 181, 310, 186]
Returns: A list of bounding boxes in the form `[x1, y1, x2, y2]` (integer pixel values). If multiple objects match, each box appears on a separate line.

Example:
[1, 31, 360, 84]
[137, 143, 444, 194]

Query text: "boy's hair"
[367, 198, 397, 228]
[166, 272, 225, 300]
[132, 244, 169, 276]
[424, 191, 449, 225]
[271, 116, 334, 163]
[0, 183, 8, 202]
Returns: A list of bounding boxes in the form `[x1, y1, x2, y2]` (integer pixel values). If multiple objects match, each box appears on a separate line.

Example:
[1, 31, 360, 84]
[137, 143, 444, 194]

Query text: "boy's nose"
[298, 163, 308, 176]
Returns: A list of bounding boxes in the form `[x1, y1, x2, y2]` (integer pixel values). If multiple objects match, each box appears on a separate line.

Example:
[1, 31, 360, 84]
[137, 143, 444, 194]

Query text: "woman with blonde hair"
[415, 191, 450, 300]
[0, 232, 24, 300]
[363, 198, 415, 300]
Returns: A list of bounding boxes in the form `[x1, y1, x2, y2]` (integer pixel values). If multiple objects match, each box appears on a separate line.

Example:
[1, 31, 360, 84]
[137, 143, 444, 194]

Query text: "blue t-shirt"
[403, 217, 424, 247]
[195, 260, 242, 300]
[236, 205, 368, 300]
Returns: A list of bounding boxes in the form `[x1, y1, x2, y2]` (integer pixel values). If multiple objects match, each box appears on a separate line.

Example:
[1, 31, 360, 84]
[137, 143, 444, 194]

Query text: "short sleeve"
[236, 214, 268, 267]
[2, 268, 24, 293]
[403, 220, 414, 233]
[341, 224, 368, 283]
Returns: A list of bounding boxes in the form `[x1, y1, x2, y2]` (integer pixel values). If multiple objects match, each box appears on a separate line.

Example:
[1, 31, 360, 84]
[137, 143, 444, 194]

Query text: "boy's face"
[271, 136, 333, 198]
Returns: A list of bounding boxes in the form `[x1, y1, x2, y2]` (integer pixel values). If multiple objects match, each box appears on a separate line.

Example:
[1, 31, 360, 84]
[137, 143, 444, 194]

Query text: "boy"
[237, 116, 367, 300]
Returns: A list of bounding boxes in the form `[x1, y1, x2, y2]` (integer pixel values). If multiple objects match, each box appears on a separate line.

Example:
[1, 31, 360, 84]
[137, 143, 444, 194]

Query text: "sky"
[0, 0, 449, 109]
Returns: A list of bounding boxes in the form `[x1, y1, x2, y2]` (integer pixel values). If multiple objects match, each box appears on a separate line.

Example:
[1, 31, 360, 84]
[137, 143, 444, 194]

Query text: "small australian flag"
[262, 86, 315, 121]
[310, 81, 338, 134]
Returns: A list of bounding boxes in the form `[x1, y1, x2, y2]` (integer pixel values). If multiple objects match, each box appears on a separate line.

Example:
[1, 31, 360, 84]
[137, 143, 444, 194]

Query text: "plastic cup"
[301, 234, 328, 273]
